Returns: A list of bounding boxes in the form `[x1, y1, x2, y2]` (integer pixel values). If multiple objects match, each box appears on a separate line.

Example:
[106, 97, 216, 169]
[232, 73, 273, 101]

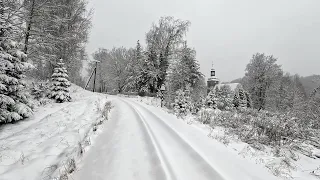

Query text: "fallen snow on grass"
[0, 85, 110, 180]
[192, 121, 320, 180]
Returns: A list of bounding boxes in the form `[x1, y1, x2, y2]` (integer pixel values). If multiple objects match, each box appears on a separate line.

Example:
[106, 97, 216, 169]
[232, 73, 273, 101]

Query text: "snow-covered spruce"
[206, 88, 217, 109]
[0, 6, 33, 123]
[173, 86, 193, 117]
[49, 59, 71, 103]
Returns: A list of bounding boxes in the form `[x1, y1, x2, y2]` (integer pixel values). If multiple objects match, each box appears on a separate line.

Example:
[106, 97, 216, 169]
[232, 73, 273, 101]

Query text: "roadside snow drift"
[0, 85, 110, 180]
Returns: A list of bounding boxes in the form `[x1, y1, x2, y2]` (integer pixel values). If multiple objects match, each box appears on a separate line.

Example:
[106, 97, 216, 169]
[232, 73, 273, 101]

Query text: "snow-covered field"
[0, 85, 111, 180]
[129, 95, 320, 180]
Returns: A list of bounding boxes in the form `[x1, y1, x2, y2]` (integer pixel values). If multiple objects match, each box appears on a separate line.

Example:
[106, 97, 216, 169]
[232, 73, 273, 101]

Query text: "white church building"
[207, 65, 240, 92]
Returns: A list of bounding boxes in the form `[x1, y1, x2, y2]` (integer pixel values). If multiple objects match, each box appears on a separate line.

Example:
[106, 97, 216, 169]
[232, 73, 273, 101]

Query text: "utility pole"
[93, 61, 97, 92]
[84, 60, 100, 92]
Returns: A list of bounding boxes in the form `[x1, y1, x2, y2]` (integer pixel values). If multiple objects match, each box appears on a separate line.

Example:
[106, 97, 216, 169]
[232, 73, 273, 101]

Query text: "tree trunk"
[24, 0, 36, 55]
[0, 0, 5, 38]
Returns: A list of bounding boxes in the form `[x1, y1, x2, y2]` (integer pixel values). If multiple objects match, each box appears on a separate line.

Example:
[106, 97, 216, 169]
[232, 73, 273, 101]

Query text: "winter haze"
[87, 0, 320, 81]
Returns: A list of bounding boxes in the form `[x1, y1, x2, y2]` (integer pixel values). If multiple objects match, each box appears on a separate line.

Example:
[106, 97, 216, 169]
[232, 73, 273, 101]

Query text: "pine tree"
[233, 90, 240, 108]
[238, 88, 247, 108]
[292, 75, 307, 111]
[138, 46, 158, 93]
[206, 88, 217, 109]
[180, 42, 202, 87]
[244, 91, 252, 108]
[215, 85, 234, 110]
[0, 1, 33, 123]
[233, 86, 247, 109]
[173, 86, 193, 116]
[126, 40, 143, 91]
[49, 59, 71, 103]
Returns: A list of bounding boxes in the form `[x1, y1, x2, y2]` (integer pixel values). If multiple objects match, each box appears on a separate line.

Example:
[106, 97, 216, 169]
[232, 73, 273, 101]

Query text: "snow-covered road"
[74, 97, 279, 180]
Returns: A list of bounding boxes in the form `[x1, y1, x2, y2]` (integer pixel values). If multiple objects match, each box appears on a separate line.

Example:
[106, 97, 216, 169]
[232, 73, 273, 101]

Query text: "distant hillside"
[230, 78, 242, 83]
[300, 75, 320, 96]
[230, 75, 320, 96]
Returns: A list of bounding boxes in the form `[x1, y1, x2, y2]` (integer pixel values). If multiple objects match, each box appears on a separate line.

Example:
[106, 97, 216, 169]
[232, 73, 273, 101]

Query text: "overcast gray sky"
[87, 0, 320, 82]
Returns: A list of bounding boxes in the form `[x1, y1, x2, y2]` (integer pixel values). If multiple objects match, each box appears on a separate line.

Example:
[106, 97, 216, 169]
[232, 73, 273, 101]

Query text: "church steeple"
[207, 62, 220, 89]
[210, 62, 216, 77]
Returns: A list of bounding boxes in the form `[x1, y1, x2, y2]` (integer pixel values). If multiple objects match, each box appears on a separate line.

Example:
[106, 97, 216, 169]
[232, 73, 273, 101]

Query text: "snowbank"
[0, 85, 111, 180]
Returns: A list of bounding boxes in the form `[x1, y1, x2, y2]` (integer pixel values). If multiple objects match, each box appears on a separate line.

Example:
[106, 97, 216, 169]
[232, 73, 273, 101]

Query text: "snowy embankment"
[129, 96, 320, 180]
[0, 85, 111, 180]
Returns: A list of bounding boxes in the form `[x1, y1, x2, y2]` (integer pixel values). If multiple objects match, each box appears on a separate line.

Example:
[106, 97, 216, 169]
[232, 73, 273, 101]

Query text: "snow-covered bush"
[197, 108, 214, 124]
[173, 88, 193, 117]
[226, 111, 303, 146]
[252, 113, 302, 146]
[193, 96, 206, 114]
[49, 59, 71, 103]
[0, 21, 33, 123]
[213, 111, 238, 128]
[204, 105, 306, 147]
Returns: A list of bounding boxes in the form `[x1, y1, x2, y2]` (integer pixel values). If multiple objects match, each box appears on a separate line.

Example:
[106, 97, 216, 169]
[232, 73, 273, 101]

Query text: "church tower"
[207, 63, 220, 89]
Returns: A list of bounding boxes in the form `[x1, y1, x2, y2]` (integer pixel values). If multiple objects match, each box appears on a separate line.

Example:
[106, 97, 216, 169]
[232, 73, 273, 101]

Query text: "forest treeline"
[91, 16, 320, 150]
[3, 0, 91, 84]
[90, 16, 206, 104]
[1, 0, 91, 122]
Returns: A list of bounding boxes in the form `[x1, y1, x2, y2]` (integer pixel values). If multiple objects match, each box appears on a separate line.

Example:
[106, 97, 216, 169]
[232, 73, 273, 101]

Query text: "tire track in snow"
[123, 98, 226, 180]
[120, 99, 177, 180]
[75, 99, 169, 180]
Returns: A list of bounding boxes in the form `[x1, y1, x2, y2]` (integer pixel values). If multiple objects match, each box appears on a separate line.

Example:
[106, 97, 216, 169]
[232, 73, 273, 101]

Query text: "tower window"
[211, 71, 215, 76]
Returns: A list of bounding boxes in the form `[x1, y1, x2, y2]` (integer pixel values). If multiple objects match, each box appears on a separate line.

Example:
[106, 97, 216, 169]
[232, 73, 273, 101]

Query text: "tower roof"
[211, 62, 215, 70]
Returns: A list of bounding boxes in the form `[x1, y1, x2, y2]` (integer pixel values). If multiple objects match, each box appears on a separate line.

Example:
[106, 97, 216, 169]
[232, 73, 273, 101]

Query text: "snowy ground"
[1, 92, 318, 180]
[0, 85, 110, 180]
[129, 96, 320, 180]
[73, 96, 279, 180]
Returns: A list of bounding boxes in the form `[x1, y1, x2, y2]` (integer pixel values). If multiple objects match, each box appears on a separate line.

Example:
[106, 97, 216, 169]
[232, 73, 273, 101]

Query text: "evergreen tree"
[233, 90, 240, 108]
[0, 1, 33, 123]
[215, 85, 234, 110]
[165, 42, 203, 105]
[132, 40, 143, 91]
[233, 86, 247, 108]
[126, 40, 144, 92]
[141, 46, 158, 93]
[173, 86, 193, 116]
[277, 74, 294, 112]
[238, 88, 247, 108]
[180, 42, 202, 87]
[244, 91, 252, 108]
[49, 59, 71, 103]
[206, 88, 217, 109]
[292, 75, 307, 111]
